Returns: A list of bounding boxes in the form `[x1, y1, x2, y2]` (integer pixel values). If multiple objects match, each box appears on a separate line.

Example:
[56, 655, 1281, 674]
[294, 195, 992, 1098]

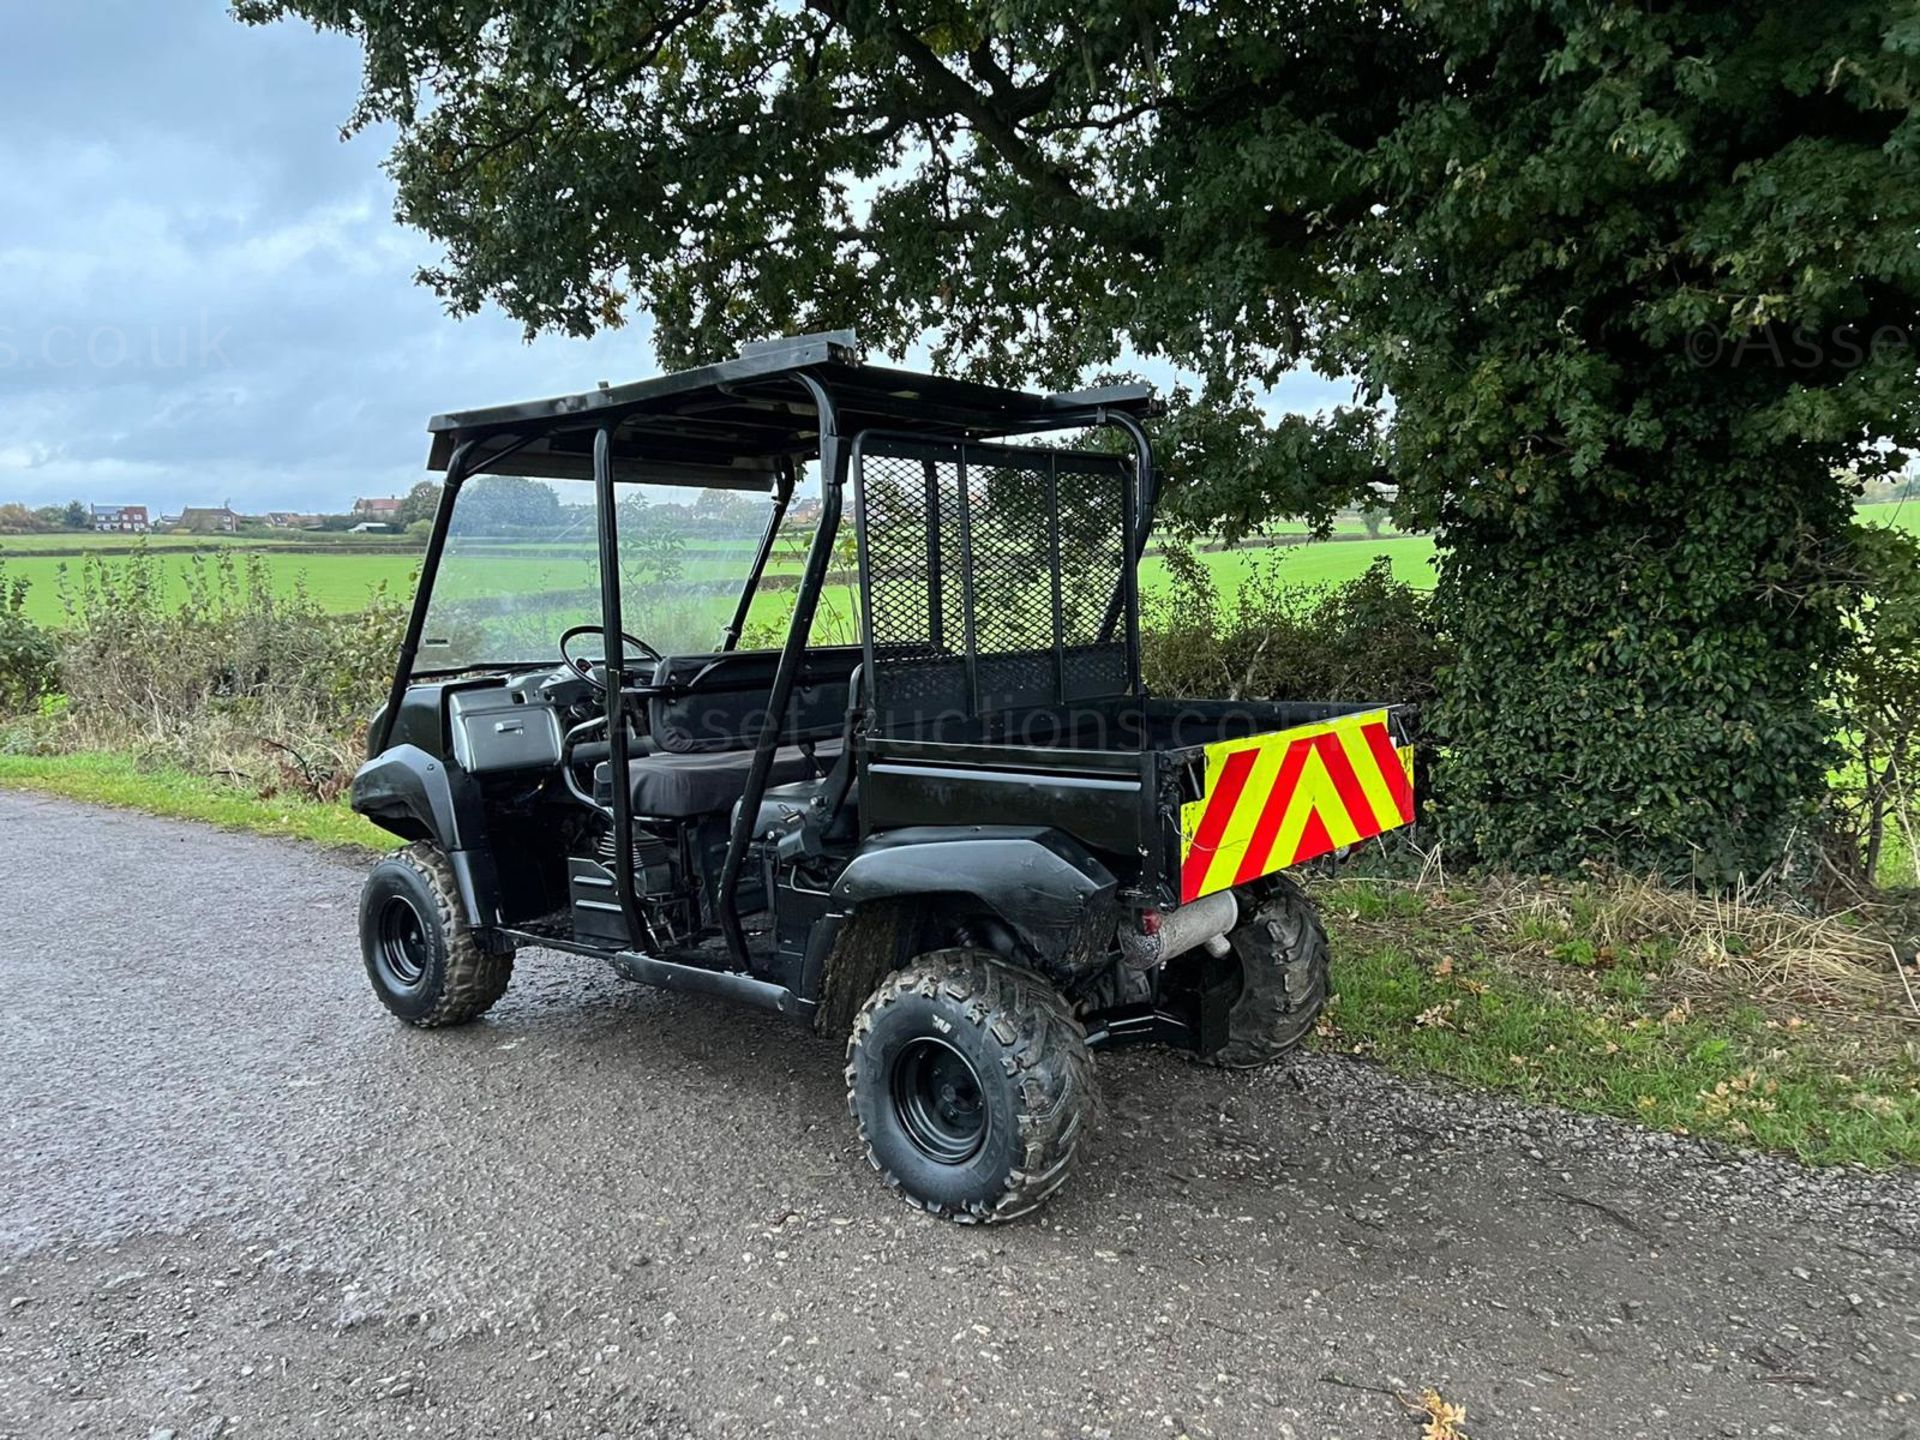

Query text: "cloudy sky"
[1, 2, 1348, 516]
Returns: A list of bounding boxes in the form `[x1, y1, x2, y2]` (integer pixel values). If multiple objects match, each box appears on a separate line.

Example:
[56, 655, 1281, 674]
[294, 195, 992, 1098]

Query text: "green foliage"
[0, 563, 59, 712]
[1142, 553, 1450, 713]
[621, 527, 688, 592]
[1152, 397, 1389, 540]
[1429, 488, 1858, 881]
[1829, 523, 1920, 886]
[395, 479, 441, 528]
[239, 0, 1920, 879]
[1323, 932, 1920, 1168]
[738, 525, 864, 650]
[1339, 7, 1919, 882]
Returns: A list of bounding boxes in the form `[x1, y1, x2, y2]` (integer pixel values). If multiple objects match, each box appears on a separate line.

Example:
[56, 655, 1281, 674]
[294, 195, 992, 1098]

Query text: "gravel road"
[1, 790, 1915, 1440]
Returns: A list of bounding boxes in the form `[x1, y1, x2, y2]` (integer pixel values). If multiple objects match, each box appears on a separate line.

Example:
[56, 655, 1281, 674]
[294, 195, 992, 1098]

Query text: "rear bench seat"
[594, 741, 843, 819]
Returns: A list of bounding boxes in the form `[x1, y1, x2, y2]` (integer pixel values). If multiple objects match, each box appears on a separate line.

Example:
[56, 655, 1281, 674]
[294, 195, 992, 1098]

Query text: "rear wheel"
[1204, 876, 1330, 1068]
[845, 950, 1094, 1223]
[358, 843, 514, 1027]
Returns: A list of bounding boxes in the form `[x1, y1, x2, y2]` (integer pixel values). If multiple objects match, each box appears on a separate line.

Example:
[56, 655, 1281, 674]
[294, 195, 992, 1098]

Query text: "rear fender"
[348, 746, 502, 927]
[830, 826, 1120, 977]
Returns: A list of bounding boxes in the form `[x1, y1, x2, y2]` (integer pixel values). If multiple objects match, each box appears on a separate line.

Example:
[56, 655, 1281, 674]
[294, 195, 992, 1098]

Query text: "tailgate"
[1177, 708, 1414, 903]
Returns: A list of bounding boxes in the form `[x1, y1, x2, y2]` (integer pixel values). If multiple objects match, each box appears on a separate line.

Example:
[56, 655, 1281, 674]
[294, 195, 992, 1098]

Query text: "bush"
[53, 543, 405, 798]
[0, 562, 59, 712]
[1426, 476, 1859, 887]
[1827, 523, 1920, 890]
[1141, 549, 1451, 715]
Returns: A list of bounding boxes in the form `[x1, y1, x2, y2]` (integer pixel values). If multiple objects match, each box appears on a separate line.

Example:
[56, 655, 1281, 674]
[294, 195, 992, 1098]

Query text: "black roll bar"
[1096, 408, 1158, 673]
[371, 431, 536, 754]
[593, 423, 650, 946]
[715, 372, 844, 966]
[719, 459, 796, 652]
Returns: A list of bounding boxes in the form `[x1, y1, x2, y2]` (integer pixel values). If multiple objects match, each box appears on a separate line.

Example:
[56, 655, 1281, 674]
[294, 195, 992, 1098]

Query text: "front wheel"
[358, 843, 514, 1027]
[845, 951, 1094, 1224]
[1203, 875, 1330, 1068]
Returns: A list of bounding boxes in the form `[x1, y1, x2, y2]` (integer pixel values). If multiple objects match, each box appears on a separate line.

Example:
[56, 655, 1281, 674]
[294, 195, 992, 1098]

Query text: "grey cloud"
[0, 1, 642, 515]
[0, 3, 1346, 518]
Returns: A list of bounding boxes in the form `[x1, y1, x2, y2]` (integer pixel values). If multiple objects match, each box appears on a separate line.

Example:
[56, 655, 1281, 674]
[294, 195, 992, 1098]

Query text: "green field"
[1, 502, 1908, 629]
[1860, 499, 1918, 534]
[0, 531, 1426, 626]
[2, 550, 424, 622]
[1154, 534, 1438, 593]
[0, 529, 418, 553]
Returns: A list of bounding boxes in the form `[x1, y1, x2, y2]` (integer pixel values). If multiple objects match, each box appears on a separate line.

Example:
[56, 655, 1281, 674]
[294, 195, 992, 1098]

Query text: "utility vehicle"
[352, 332, 1415, 1222]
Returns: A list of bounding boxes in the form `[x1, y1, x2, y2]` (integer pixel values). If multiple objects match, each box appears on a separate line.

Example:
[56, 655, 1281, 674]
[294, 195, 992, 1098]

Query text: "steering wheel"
[558, 624, 662, 693]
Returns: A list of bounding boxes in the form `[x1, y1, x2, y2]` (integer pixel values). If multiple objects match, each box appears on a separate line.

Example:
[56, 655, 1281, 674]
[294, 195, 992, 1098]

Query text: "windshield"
[412, 474, 777, 673]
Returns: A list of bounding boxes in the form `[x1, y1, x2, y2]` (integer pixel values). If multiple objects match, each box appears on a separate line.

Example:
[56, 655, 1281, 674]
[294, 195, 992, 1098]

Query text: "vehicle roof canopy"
[425, 332, 1157, 490]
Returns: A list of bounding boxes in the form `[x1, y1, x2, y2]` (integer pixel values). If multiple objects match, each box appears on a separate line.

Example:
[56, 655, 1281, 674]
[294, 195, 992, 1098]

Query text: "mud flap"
[1082, 944, 1242, 1056]
[1193, 944, 1241, 1059]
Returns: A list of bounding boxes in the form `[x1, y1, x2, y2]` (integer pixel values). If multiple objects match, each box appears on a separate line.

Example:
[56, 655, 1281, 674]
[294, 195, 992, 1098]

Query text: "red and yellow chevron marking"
[1178, 709, 1414, 903]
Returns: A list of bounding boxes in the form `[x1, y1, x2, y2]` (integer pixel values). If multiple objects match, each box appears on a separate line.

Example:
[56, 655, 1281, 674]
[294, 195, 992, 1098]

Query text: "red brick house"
[91, 504, 149, 532]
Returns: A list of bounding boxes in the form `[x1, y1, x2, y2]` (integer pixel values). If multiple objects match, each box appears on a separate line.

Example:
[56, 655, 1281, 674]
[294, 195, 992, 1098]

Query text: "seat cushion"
[594, 742, 840, 818]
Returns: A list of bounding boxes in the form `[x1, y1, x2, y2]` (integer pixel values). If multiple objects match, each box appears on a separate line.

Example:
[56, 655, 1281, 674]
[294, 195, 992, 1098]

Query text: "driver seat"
[593, 742, 841, 819]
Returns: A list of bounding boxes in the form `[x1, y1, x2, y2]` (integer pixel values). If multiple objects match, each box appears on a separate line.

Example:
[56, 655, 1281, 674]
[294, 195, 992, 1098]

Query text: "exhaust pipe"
[1119, 889, 1239, 971]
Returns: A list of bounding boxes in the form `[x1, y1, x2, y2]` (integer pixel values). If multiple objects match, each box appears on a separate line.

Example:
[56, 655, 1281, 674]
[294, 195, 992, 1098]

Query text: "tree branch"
[859, 5, 1084, 208]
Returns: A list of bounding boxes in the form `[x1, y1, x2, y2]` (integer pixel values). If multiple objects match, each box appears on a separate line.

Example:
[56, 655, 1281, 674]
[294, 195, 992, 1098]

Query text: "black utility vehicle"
[353, 333, 1415, 1221]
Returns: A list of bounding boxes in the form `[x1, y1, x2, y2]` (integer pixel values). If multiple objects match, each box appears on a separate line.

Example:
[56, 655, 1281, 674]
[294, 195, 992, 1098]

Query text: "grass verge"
[1312, 876, 1920, 1168]
[0, 751, 387, 851]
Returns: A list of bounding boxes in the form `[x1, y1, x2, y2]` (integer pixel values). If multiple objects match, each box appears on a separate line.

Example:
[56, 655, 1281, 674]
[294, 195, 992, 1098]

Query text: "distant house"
[353, 496, 405, 520]
[91, 504, 149, 533]
[177, 506, 240, 534]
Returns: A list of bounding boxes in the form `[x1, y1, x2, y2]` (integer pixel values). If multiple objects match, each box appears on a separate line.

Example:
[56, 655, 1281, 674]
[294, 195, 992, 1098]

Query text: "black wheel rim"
[376, 895, 430, 989]
[889, 1037, 988, 1165]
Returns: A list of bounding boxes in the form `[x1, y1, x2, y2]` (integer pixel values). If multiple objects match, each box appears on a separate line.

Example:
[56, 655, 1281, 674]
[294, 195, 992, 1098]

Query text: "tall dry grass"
[1335, 850, 1919, 1029]
[48, 543, 404, 799]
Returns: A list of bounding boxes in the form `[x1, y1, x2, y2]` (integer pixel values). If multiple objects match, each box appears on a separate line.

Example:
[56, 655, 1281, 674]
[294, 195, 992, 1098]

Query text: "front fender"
[833, 826, 1119, 975]
[349, 746, 501, 927]
[351, 745, 468, 844]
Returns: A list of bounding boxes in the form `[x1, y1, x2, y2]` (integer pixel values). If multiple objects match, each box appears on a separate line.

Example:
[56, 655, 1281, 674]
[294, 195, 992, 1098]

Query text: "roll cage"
[376, 332, 1161, 972]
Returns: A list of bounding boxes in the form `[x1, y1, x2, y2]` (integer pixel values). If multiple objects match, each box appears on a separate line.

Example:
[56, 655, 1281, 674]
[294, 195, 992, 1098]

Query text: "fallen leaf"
[1399, 1386, 1469, 1440]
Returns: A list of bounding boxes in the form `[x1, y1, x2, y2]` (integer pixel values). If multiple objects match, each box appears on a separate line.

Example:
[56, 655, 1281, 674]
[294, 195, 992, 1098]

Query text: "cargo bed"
[859, 696, 1415, 907]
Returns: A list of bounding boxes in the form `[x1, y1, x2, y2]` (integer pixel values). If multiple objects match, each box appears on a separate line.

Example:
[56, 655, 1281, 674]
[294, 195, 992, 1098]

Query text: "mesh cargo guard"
[851, 434, 1141, 732]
